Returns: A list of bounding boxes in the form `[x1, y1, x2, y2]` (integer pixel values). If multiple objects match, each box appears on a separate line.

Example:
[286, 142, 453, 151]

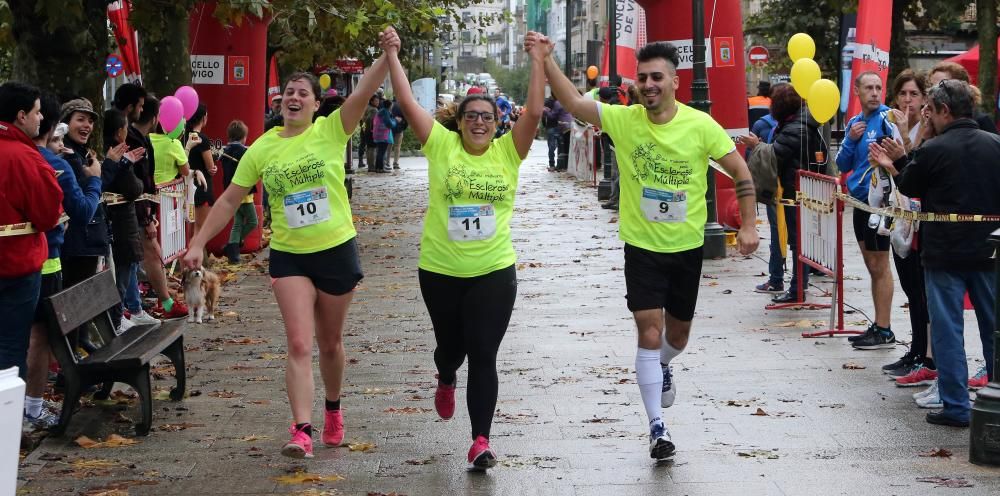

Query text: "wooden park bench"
[43, 269, 186, 436]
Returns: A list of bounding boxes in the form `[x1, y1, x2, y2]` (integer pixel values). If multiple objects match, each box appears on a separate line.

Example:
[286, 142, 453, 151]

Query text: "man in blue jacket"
[835, 71, 900, 350]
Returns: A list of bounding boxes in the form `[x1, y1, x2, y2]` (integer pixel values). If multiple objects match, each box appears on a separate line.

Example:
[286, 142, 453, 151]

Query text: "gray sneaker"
[24, 408, 60, 430]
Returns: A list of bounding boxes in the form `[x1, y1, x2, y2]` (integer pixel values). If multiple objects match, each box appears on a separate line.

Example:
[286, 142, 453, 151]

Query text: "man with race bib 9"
[384, 27, 545, 470]
[532, 37, 759, 460]
[183, 30, 395, 459]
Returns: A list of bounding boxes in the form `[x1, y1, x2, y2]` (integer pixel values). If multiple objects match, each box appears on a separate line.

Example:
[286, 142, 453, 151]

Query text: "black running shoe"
[852, 329, 896, 350]
[881, 353, 917, 375]
[649, 423, 675, 460]
[848, 323, 876, 343]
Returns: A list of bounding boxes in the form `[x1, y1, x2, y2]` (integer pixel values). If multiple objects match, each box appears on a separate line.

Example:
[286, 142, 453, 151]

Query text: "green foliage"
[745, 0, 853, 77]
[485, 58, 530, 104]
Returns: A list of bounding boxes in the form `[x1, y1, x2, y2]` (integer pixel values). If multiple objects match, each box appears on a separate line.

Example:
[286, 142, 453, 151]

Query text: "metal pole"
[970, 228, 1000, 466]
[564, 0, 573, 78]
[691, 0, 726, 259]
[598, 0, 617, 200]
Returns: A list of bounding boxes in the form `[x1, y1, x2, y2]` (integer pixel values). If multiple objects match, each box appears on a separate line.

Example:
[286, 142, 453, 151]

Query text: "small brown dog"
[181, 266, 220, 324]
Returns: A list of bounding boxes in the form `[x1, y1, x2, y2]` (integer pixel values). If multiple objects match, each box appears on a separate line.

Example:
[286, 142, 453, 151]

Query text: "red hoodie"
[0, 121, 63, 278]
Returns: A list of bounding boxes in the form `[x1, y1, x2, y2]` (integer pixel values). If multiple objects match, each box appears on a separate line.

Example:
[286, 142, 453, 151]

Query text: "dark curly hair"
[636, 42, 680, 70]
[436, 94, 498, 134]
[769, 83, 801, 122]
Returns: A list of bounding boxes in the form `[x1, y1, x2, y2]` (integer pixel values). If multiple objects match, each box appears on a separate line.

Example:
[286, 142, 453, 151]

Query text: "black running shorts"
[623, 243, 703, 321]
[268, 238, 363, 296]
[852, 208, 890, 252]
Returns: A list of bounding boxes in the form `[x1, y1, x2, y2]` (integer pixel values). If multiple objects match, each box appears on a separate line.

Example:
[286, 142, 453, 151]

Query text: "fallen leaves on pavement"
[751, 408, 769, 416]
[155, 422, 204, 432]
[404, 457, 435, 465]
[240, 434, 271, 442]
[842, 362, 866, 370]
[347, 442, 377, 452]
[737, 449, 779, 459]
[916, 476, 973, 488]
[382, 407, 432, 414]
[208, 390, 241, 398]
[273, 470, 345, 484]
[75, 434, 139, 449]
[918, 448, 953, 458]
[582, 417, 622, 423]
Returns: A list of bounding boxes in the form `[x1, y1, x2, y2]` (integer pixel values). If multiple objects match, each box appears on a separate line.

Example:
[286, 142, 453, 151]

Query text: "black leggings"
[418, 265, 517, 439]
[893, 248, 929, 359]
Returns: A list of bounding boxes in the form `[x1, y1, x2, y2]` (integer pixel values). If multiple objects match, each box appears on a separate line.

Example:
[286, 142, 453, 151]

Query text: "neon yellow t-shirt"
[599, 102, 735, 253]
[231, 110, 355, 254]
[150, 133, 187, 185]
[419, 121, 522, 277]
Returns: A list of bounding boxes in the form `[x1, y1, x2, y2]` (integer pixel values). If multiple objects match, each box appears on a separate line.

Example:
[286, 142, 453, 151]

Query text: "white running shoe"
[129, 310, 161, 326]
[660, 363, 675, 408]
[916, 386, 943, 409]
[649, 422, 675, 460]
[115, 318, 136, 336]
[912, 381, 937, 401]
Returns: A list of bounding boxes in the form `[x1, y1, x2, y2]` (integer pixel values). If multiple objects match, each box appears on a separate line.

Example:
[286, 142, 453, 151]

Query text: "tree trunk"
[978, 0, 997, 120]
[888, 0, 910, 87]
[132, 3, 192, 100]
[9, 0, 109, 150]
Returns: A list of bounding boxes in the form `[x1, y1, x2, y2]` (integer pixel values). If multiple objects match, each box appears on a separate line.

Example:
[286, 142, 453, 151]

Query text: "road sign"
[106, 54, 123, 78]
[748, 45, 769, 66]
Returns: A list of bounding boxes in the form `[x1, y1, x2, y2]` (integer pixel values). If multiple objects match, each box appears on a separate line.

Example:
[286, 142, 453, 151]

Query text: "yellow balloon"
[319, 74, 331, 90]
[807, 79, 840, 123]
[586, 65, 598, 80]
[787, 33, 815, 62]
[790, 58, 821, 99]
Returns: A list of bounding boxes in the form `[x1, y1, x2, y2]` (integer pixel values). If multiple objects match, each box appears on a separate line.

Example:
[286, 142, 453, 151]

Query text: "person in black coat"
[768, 83, 828, 304]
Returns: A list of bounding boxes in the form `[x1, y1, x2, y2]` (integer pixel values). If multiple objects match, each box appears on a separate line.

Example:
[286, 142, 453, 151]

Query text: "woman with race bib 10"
[182, 28, 397, 459]
[382, 27, 545, 470]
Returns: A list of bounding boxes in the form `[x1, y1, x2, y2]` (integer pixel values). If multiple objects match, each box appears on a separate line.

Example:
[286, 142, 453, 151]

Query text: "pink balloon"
[158, 96, 184, 134]
[174, 86, 199, 120]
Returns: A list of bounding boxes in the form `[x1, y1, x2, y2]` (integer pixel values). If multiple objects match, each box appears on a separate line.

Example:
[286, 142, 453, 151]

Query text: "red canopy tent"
[943, 38, 1000, 85]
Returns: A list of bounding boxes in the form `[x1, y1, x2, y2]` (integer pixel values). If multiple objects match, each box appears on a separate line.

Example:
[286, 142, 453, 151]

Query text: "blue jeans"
[122, 262, 142, 314]
[546, 128, 560, 168]
[766, 204, 784, 286]
[783, 207, 808, 294]
[925, 269, 997, 421]
[0, 272, 42, 379]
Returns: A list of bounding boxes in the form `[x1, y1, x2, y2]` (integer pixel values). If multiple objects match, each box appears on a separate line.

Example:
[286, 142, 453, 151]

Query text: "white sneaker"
[129, 310, 161, 326]
[115, 318, 136, 336]
[916, 385, 943, 409]
[649, 422, 675, 460]
[660, 363, 675, 408]
[912, 381, 937, 401]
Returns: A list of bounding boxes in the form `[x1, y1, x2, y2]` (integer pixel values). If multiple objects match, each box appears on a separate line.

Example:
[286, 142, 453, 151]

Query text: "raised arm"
[340, 50, 390, 135]
[382, 28, 433, 144]
[529, 35, 601, 127]
[511, 32, 546, 159]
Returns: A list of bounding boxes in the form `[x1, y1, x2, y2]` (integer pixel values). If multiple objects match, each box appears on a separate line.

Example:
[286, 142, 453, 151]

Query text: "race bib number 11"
[641, 187, 686, 223]
[284, 187, 331, 228]
[448, 204, 497, 241]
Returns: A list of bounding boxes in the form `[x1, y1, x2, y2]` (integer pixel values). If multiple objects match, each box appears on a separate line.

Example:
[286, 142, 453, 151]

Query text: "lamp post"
[597, 0, 617, 201]
[970, 227, 1000, 465]
[690, 0, 726, 259]
[564, 0, 572, 77]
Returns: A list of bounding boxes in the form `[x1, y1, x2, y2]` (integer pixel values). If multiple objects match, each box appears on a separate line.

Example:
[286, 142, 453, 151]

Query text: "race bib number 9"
[447, 204, 497, 241]
[641, 187, 687, 223]
[284, 187, 331, 228]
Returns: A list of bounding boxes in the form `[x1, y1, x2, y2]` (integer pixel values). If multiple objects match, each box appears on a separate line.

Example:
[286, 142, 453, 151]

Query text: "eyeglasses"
[462, 111, 496, 123]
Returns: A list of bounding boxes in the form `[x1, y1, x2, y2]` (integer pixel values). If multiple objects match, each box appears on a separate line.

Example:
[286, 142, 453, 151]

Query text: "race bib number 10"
[448, 204, 497, 241]
[284, 187, 331, 228]
[641, 187, 686, 223]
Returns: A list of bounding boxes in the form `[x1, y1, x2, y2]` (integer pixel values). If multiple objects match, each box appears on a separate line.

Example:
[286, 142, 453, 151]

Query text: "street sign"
[106, 54, 123, 78]
[748, 45, 769, 66]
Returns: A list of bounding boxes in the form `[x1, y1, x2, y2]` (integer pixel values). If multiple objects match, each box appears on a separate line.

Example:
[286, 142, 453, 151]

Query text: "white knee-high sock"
[635, 347, 663, 426]
[660, 339, 684, 365]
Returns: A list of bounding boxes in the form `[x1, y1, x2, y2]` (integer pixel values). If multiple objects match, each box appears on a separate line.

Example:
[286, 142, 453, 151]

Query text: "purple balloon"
[159, 96, 184, 134]
[175, 85, 199, 120]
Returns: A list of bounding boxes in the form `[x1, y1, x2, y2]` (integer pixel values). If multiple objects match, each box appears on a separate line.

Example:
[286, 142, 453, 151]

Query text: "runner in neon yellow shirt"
[384, 27, 545, 470]
[183, 29, 396, 459]
[536, 36, 760, 461]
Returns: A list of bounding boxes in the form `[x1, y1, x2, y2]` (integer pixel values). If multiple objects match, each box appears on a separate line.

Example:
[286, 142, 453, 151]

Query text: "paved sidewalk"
[17, 142, 1000, 495]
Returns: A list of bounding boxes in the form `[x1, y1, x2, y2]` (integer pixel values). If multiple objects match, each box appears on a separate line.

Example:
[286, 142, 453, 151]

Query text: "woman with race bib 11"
[383, 27, 544, 470]
[182, 28, 397, 459]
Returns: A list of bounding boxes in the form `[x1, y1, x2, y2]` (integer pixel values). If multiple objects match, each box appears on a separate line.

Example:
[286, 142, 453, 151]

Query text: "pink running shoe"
[281, 424, 314, 459]
[467, 435, 497, 471]
[895, 364, 938, 387]
[322, 409, 344, 447]
[435, 382, 456, 420]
